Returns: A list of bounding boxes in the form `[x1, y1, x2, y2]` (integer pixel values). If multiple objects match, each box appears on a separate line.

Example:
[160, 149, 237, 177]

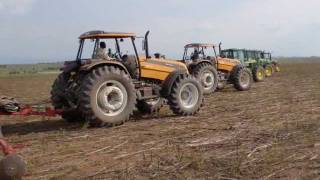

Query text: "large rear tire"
[232, 66, 253, 91]
[79, 66, 136, 127]
[51, 73, 83, 123]
[252, 65, 265, 82]
[192, 63, 218, 95]
[168, 75, 203, 115]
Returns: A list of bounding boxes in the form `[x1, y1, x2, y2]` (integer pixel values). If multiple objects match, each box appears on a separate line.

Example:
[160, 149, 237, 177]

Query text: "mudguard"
[79, 59, 130, 75]
[229, 64, 244, 82]
[62, 61, 80, 73]
[160, 70, 187, 98]
[187, 60, 214, 72]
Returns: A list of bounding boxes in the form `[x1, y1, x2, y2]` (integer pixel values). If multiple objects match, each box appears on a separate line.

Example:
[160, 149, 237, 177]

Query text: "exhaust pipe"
[145, 31, 150, 58]
[219, 42, 222, 55]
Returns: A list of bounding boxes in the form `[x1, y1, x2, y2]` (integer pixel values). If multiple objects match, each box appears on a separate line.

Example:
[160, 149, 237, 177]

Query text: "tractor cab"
[183, 43, 241, 72]
[76, 31, 141, 78]
[182, 43, 218, 64]
[262, 52, 272, 63]
[69, 30, 188, 81]
[221, 49, 245, 62]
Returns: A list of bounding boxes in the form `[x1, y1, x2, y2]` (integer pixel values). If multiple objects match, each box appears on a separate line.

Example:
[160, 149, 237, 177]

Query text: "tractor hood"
[139, 56, 188, 81]
[217, 57, 241, 65]
[217, 57, 241, 72]
[139, 56, 187, 69]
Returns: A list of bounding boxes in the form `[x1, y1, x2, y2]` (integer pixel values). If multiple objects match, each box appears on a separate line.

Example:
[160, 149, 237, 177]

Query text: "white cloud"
[0, 0, 37, 15]
[171, 0, 320, 56]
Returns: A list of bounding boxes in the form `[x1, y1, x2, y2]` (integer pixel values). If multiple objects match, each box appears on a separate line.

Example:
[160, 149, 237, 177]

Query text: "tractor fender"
[229, 64, 245, 82]
[80, 60, 130, 75]
[188, 60, 214, 72]
[160, 70, 187, 98]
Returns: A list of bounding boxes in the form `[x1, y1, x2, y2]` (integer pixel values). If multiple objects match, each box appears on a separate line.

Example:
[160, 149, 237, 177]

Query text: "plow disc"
[0, 139, 26, 180]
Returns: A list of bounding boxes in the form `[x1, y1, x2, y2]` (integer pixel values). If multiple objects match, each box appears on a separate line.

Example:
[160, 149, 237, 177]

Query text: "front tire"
[192, 63, 218, 95]
[232, 65, 253, 91]
[168, 75, 203, 115]
[79, 66, 136, 127]
[252, 66, 265, 82]
[264, 64, 273, 77]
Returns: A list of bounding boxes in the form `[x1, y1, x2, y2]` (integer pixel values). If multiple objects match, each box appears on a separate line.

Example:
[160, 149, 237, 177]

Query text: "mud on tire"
[168, 75, 204, 115]
[79, 66, 136, 127]
[192, 63, 218, 95]
[51, 73, 83, 122]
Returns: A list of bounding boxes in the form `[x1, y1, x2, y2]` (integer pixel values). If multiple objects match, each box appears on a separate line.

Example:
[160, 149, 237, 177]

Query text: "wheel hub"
[240, 71, 250, 87]
[266, 67, 272, 76]
[179, 83, 199, 109]
[257, 71, 263, 79]
[201, 71, 214, 90]
[96, 81, 127, 116]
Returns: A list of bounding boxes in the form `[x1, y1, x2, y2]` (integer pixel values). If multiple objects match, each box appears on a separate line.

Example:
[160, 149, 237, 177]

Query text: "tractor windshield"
[183, 46, 216, 61]
[221, 50, 233, 58]
[232, 50, 245, 61]
[76, 37, 138, 60]
[263, 53, 271, 60]
[247, 51, 256, 60]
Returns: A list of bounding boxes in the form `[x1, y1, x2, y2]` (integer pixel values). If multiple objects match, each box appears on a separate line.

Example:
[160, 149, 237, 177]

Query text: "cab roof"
[222, 48, 264, 53]
[184, 43, 216, 48]
[79, 30, 136, 39]
[222, 48, 246, 51]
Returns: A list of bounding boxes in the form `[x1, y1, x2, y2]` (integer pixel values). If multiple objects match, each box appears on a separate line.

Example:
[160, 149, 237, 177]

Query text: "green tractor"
[262, 52, 280, 73]
[221, 49, 272, 82]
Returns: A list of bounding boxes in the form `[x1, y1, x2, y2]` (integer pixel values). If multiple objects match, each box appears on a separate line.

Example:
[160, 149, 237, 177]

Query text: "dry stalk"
[247, 143, 273, 158]
[114, 147, 162, 160]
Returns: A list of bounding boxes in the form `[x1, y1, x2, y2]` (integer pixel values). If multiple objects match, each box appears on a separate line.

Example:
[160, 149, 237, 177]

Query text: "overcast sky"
[0, 0, 319, 64]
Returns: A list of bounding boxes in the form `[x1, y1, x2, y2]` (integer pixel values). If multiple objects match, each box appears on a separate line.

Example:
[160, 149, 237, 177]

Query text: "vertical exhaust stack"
[219, 42, 222, 56]
[144, 31, 150, 58]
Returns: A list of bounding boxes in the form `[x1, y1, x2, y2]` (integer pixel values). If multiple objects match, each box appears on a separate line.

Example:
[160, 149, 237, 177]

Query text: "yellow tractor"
[182, 43, 253, 93]
[51, 31, 204, 127]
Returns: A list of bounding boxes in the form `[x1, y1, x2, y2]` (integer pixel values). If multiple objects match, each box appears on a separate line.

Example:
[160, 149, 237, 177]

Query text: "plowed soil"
[1, 61, 320, 179]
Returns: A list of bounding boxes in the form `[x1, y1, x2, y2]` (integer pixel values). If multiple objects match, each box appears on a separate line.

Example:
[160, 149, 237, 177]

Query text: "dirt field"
[1, 61, 320, 179]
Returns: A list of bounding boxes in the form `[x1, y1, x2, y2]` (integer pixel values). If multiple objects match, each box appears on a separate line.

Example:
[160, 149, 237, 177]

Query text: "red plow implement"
[0, 97, 63, 179]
